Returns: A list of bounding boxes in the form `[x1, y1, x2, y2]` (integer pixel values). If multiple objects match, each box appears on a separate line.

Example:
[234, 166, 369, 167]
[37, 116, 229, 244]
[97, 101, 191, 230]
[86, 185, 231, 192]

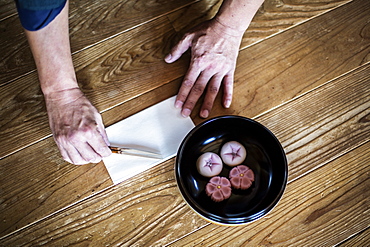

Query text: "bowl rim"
[175, 115, 288, 226]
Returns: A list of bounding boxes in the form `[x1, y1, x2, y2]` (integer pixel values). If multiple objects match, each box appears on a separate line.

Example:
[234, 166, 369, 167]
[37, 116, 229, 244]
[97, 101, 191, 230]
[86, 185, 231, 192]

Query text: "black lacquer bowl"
[175, 115, 288, 226]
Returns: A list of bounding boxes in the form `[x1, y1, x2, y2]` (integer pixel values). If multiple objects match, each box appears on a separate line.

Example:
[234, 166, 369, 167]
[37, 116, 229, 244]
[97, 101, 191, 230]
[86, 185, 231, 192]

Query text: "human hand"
[165, 19, 243, 118]
[45, 88, 111, 165]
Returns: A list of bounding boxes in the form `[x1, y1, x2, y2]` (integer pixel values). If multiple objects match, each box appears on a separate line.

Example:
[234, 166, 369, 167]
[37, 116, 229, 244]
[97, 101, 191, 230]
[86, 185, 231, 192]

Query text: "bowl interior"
[175, 116, 288, 225]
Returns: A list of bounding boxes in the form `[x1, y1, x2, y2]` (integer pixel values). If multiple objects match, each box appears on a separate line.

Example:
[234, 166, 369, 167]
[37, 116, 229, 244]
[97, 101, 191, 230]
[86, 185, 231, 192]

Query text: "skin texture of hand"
[45, 88, 111, 165]
[165, 0, 264, 118]
[165, 19, 240, 118]
[24, 1, 111, 164]
[22, 0, 263, 163]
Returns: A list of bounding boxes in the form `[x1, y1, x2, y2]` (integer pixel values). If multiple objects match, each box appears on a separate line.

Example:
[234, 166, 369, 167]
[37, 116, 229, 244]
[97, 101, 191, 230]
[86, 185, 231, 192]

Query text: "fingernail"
[200, 109, 209, 118]
[224, 99, 231, 108]
[165, 54, 172, 62]
[182, 108, 191, 117]
[175, 100, 183, 109]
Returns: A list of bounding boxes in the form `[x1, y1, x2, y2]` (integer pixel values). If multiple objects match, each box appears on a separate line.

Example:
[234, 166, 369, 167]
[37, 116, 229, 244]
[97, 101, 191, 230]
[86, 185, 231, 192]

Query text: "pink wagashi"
[196, 152, 223, 177]
[229, 165, 255, 190]
[220, 141, 247, 166]
[205, 176, 232, 202]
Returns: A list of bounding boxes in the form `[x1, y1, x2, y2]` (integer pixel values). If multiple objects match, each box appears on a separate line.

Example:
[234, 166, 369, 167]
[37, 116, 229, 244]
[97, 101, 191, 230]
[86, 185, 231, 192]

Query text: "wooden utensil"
[109, 146, 162, 159]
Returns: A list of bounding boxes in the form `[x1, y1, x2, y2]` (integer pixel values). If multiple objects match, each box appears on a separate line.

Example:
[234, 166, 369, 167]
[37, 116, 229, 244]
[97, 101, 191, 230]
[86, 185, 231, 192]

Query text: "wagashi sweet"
[205, 176, 232, 202]
[229, 165, 254, 190]
[196, 152, 223, 177]
[220, 141, 247, 166]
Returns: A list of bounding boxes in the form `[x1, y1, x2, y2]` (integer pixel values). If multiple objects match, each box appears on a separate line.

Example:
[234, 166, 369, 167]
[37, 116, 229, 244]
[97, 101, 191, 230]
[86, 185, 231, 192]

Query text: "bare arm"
[165, 0, 264, 118]
[25, 1, 111, 165]
[214, 0, 263, 36]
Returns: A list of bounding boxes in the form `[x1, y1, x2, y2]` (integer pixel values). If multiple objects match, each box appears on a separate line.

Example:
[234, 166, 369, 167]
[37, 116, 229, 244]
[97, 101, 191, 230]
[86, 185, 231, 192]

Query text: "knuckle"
[224, 80, 233, 87]
[185, 100, 196, 108]
[192, 84, 204, 95]
[193, 55, 208, 68]
[67, 130, 81, 142]
[177, 93, 188, 102]
[207, 63, 217, 71]
[208, 85, 219, 94]
[204, 101, 213, 109]
[182, 79, 194, 88]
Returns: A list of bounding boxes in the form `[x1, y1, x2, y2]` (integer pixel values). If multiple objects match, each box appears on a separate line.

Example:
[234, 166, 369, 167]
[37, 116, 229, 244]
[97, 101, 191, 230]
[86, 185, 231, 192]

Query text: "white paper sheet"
[103, 96, 195, 184]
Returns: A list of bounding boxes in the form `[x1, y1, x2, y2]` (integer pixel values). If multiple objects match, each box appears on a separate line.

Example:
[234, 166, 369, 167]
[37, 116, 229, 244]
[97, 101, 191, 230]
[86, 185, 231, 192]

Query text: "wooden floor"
[0, 0, 369, 245]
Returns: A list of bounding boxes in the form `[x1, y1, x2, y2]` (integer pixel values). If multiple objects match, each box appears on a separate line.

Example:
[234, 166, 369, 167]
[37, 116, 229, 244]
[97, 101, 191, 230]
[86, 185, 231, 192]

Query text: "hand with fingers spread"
[17, 0, 263, 164]
[45, 88, 111, 165]
[165, 0, 264, 118]
[165, 19, 240, 118]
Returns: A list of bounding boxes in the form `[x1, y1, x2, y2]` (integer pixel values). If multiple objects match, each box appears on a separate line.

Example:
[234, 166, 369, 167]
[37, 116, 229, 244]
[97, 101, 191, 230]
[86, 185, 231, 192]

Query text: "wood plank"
[1, 137, 368, 245]
[167, 0, 352, 49]
[0, 56, 368, 245]
[0, 0, 16, 21]
[337, 227, 370, 247]
[0, 0, 368, 239]
[0, 0, 351, 87]
[1, 0, 368, 159]
[170, 142, 369, 247]
[0, 16, 184, 159]
[256, 64, 370, 182]
[0, 79, 180, 237]
[0, 15, 34, 86]
[171, 62, 370, 245]
[0, 0, 196, 86]
[193, 0, 370, 120]
[244, 0, 353, 48]
[0, 138, 113, 237]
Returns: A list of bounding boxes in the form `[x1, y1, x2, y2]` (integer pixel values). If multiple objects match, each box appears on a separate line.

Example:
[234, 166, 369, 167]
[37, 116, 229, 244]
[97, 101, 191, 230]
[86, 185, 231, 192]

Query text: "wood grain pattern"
[0, 15, 34, 86]
[338, 227, 370, 247]
[171, 142, 369, 246]
[0, 79, 178, 237]
[0, 0, 195, 86]
[244, 0, 353, 47]
[1, 130, 368, 245]
[0, 0, 368, 237]
[0, 16, 182, 159]
[0, 0, 351, 86]
[202, 0, 370, 120]
[1, 0, 368, 159]
[0, 137, 112, 237]
[0, 0, 16, 21]
[0, 54, 368, 246]
[0, 0, 368, 245]
[256, 63, 370, 182]
[166, 0, 352, 49]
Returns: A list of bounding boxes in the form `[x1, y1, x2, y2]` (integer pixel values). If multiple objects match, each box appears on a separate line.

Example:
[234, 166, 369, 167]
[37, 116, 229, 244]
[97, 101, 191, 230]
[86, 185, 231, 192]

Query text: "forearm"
[214, 0, 264, 36]
[20, 0, 111, 164]
[24, 0, 78, 96]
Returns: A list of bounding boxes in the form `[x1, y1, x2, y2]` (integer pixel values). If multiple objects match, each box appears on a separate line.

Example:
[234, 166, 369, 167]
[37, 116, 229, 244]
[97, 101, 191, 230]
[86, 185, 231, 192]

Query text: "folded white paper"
[103, 96, 195, 185]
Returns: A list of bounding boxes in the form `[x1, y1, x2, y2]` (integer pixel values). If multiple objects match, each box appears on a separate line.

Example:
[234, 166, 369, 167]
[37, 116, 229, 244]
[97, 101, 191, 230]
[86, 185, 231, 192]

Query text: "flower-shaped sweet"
[229, 165, 254, 190]
[220, 141, 247, 166]
[205, 176, 232, 202]
[196, 152, 223, 177]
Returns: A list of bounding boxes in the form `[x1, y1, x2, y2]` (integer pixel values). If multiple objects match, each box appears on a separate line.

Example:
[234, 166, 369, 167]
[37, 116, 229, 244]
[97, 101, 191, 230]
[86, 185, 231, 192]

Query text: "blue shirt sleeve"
[15, 0, 67, 31]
